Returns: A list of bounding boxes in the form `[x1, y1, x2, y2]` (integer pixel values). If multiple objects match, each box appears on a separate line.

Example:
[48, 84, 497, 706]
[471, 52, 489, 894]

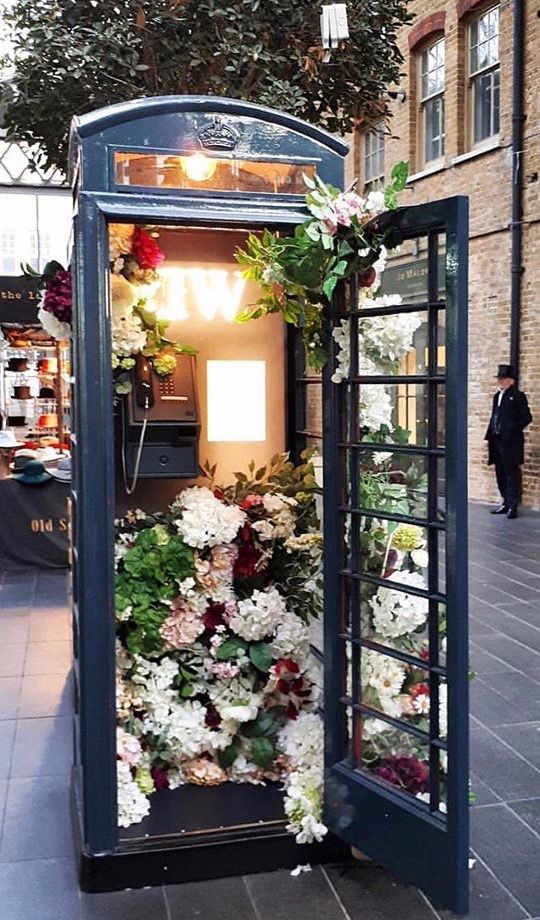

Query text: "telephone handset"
[134, 354, 155, 409]
[128, 353, 199, 426]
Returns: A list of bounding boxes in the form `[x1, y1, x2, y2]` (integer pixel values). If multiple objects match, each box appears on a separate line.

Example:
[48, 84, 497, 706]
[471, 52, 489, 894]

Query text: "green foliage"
[115, 524, 195, 657]
[249, 736, 276, 770]
[249, 642, 273, 673]
[215, 636, 248, 660]
[2, 0, 412, 174]
[217, 737, 242, 770]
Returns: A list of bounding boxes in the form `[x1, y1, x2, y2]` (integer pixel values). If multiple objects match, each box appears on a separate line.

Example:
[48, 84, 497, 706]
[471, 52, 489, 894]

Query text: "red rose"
[132, 227, 165, 270]
[205, 704, 222, 728]
[151, 765, 170, 791]
[203, 601, 227, 631]
[44, 269, 72, 324]
[359, 266, 377, 288]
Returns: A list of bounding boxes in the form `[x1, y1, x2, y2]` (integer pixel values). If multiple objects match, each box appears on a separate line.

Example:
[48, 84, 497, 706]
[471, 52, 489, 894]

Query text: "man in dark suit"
[485, 364, 532, 518]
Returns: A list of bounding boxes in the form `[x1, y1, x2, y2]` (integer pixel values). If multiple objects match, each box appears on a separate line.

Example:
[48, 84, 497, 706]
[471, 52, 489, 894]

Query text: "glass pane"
[359, 714, 432, 803]
[359, 310, 428, 375]
[358, 383, 445, 448]
[360, 583, 447, 660]
[356, 518, 429, 588]
[360, 650, 432, 729]
[114, 152, 316, 195]
[358, 449, 430, 519]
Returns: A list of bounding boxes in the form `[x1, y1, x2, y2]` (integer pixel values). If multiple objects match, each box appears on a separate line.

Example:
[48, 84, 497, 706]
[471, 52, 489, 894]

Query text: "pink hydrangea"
[160, 598, 204, 649]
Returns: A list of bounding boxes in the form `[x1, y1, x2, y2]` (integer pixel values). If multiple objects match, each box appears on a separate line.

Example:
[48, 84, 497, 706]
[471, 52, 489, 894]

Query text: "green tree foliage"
[2, 0, 411, 173]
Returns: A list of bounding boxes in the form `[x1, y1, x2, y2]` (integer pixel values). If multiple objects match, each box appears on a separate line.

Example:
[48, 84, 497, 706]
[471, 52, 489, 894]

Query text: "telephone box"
[69, 97, 469, 914]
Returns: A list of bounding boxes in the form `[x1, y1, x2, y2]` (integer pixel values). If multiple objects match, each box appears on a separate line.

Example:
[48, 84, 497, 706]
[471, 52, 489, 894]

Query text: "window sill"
[407, 161, 446, 183]
[451, 137, 501, 166]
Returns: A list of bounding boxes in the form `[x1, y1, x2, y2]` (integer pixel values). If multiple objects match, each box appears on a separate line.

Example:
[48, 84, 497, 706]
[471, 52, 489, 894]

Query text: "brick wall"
[351, 0, 540, 507]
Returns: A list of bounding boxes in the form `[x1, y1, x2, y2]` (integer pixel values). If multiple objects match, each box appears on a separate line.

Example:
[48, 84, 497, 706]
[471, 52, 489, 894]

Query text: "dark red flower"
[205, 704, 222, 728]
[375, 754, 429, 795]
[274, 658, 300, 676]
[233, 525, 268, 582]
[203, 601, 227, 631]
[359, 266, 377, 288]
[132, 227, 165, 270]
[213, 488, 225, 500]
[151, 765, 170, 791]
[43, 269, 72, 324]
[286, 701, 299, 720]
[411, 682, 430, 699]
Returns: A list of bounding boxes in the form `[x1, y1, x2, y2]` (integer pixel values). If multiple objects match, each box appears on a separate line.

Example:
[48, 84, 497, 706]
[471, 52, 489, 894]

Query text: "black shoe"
[507, 508, 518, 519]
[491, 505, 508, 514]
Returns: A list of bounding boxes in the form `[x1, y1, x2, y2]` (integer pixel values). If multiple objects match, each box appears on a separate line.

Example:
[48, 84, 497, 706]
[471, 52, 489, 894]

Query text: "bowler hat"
[495, 364, 515, 378]
[13, 459, 52, 485]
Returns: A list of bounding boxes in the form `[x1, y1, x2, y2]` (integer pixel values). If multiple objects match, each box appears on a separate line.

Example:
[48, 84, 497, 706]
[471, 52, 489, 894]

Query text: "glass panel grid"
[335, 231, 447, 813]
[470, 7, 500, 143]
[364, 127, 385, 187]
[420, 39, 445, 163]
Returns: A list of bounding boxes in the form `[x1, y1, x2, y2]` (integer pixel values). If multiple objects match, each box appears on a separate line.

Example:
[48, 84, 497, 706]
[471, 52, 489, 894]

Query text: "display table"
[0, 478, 69, 569]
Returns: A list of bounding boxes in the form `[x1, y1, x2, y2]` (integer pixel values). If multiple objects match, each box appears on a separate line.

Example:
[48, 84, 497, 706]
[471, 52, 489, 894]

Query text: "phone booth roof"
[69, 95, 348, 195]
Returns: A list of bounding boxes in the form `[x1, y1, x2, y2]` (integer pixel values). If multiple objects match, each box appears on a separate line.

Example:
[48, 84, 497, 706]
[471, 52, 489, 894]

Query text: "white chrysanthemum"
[278, 711, 324, 771]
[370, 571, 428, 638]
[272, 609, 310, 664]
[173, 487, 245, 549]
[362, 648, 406, 701]
[278, 712, 327, 844]
[117, 761, 151, 827]
[229, 586, 287, 641]
[439, 682, 448, 738]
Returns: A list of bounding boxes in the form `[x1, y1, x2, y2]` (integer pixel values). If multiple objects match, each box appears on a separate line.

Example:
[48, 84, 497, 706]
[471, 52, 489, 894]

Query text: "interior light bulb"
[180, 153, 218, 183]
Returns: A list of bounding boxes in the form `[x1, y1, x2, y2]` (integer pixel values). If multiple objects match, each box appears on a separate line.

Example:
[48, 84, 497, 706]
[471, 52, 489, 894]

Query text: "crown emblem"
[197, 116, 239, 151]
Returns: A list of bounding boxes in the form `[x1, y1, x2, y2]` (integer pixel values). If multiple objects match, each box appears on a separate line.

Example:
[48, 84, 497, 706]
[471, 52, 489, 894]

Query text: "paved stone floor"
[0, 501, 539, 919]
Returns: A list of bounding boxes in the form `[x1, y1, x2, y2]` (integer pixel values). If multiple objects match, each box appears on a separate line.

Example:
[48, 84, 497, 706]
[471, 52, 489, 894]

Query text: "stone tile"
[12, 716, 72, 777]
[437, 859, 528, 920]
[245, 867, 348, 920]
[0, 721, 16, 779]
[29, 611, 71, 642]
[325, 863, 436, 919]
[469, 644, 511, 677]
[82, 887, 169, 920]
[472, 805, 540, 915]
[24, 640, 71, 675]
[469, 616, 499, 638]
[481, 672, 540, 704]
[18, 671, 72, 717]
[0, 584, 35, 610]
[0, 856, 79, 920]
[1, 774, 73, 861]
[470, 774, 502, 807]
[508, 798, 540, 835]
[0, 644, 26, 678]
[0, 617, 30, 645]
[469, 584, 517, 607]
[0, 678, 21, 721]
[470, 679, 540, 727]
[482, 608, 540, 653]
[470, 724, 540, 801]
[167, 875, 257, 920]
[474, 635, 540, 672]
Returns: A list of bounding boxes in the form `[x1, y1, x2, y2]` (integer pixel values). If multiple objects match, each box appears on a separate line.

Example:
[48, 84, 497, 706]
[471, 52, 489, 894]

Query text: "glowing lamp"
[207, 361, 266, 442]
[180, 153, 218, 183]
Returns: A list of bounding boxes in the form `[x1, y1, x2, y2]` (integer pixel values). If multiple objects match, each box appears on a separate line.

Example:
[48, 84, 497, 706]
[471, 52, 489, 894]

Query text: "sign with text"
[0, 275, 41, 324]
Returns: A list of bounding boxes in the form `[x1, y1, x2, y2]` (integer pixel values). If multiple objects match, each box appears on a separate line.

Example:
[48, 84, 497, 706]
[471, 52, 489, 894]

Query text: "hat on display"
[50, 457, 71, 482]
[35, 447, 63, 466]
[38, 436, 60, 448]
[0, 429, 23, 448]
[13, 459, 52, 485]
[37, 413, 58, 429]
[12, 385, 32, 400]
[10, 450, 38, 473]
[7, 415, 26, 427]
[7, 358, 28, 372]
[38, 386, 56, 398]
[38, 357, 58, 374]
[495, 364, 515, 378]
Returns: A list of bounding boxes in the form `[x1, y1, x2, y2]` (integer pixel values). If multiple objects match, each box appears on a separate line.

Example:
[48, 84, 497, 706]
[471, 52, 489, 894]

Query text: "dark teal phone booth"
[69, 96, 348, 891]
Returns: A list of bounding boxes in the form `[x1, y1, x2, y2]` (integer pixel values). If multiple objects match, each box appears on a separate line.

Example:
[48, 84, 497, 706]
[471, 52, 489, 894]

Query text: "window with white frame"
[469, 6, 500, 144]
[364, 127, 385, 189]
[420, 38, 445, 163]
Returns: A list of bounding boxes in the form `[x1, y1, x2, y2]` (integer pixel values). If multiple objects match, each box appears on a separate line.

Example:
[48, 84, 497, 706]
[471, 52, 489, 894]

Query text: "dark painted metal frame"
[322, 197, 469, 915]
[69, 96, 348, 887]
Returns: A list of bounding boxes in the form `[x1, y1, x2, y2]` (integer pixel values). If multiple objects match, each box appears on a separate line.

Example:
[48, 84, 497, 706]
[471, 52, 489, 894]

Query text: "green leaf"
[323, 275, 338, 300]
[390, 160, 409, 190]
[241, 710, 278, 738]
[216, 637, 248, 660]
[217, 737, 241, 769]
[248, 642, 273, 673]
[250, 736, 275, 770]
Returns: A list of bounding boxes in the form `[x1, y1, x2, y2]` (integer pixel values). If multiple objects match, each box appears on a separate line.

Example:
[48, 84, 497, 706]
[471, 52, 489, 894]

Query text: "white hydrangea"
[370, 571, 428, 638]
[166, 699, 226, 757]
[360, 308, 422, 365]
[229, 586, 287, 641]
[209, 677, 264, 724]
[38, 304, 71, 341]
[278, 712, 327, 844]
[272, 608, 310, 664]
[117, 761, 151, 827]
[173, 487, 245, 548]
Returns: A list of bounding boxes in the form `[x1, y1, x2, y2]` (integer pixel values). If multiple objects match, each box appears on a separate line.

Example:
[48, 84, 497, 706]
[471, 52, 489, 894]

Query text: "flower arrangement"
[234, 163, 408, 369]
[114, 452, 327, 838]
[22, 260, 73, 341]
[108, 223, 195, 394]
